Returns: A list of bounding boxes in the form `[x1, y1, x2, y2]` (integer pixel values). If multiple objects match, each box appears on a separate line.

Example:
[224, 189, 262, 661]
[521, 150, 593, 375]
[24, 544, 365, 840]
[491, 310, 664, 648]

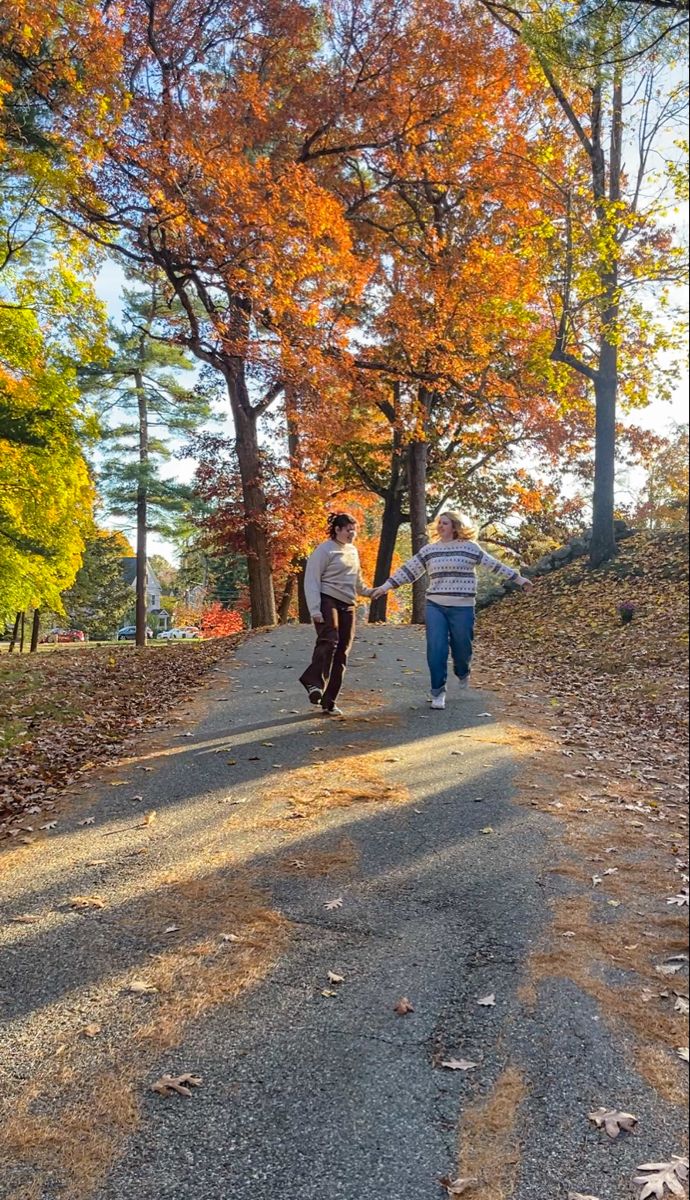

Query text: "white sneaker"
[322, 704, 344, 716]
[431, 692, 446, 710]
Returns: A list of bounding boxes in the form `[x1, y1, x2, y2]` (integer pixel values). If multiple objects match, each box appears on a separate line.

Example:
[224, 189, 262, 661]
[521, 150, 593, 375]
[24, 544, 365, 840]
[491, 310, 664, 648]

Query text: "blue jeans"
[426, 601, 475, 696]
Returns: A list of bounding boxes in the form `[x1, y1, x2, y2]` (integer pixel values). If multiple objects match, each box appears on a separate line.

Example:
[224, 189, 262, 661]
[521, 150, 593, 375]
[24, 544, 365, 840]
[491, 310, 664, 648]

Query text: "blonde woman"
[371, 511, 532, 709]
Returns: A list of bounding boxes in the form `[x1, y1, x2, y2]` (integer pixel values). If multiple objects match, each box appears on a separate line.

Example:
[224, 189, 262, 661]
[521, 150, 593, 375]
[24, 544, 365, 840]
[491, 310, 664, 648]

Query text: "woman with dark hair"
[299, 513, 374, 716]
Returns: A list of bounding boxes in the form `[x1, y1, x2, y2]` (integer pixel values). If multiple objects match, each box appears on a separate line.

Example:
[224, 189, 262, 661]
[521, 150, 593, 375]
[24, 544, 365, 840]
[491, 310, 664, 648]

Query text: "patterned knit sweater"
[382, 540, 524, 608]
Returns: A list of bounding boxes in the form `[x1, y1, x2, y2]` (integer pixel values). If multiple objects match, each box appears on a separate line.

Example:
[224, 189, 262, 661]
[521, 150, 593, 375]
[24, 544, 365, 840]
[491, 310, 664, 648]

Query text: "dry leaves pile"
[479, 531, 689, 804]
[0, 636, 242, 842]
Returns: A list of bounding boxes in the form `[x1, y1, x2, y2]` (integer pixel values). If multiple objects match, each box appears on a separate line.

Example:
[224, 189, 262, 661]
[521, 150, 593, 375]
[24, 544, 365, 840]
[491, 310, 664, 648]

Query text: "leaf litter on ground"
[440, 1177, 478, 1196]
[0, 635, 242, 842]
[588, 1107, 638, 1138]
[633, 1157, 689, 1199]
[151, 1073, 203, 1098]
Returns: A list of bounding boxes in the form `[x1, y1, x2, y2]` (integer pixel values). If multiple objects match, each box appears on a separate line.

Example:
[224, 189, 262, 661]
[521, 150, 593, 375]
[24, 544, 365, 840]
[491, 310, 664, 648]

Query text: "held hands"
[312, 612, 324, 624]
[370, 586, 388, 601]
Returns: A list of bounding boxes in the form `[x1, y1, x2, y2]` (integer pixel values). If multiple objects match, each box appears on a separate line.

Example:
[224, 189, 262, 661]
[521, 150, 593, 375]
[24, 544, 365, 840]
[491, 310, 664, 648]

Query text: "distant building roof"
[120, 557, 138, 587]
[119, 557, 163, 593]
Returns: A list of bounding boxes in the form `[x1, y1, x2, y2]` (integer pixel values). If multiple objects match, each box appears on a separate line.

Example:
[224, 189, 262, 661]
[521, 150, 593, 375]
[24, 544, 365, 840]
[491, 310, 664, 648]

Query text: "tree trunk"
[8, 611, 21, 652]
[278, 573, 296, 623]
[225, 368, 277, 628]
[590, 343, 618, 566]
[135, 367, 149, 648]
[408, 436, 428, 624]
[368, 490, 404, 623]
[30, 609, 40, 652]
[19, 610, 25, 652]
[297, 560, 311, 623]
[590, 72, 622, 569]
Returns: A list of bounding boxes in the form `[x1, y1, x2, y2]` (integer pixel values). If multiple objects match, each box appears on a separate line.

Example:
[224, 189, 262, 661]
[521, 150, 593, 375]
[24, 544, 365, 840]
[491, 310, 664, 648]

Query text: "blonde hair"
[437, 510, 477, 541]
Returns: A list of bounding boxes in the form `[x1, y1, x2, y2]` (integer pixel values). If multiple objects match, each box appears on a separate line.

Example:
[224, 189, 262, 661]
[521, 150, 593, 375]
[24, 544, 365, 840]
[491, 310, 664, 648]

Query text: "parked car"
[117, 625, 153, 641]
[41, 628, 86, 644]
[157, 626, 202, 640]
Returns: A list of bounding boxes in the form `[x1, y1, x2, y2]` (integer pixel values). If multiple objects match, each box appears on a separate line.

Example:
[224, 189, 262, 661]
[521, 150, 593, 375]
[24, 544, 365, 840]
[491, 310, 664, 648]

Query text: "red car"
[41, 628, 86, 644]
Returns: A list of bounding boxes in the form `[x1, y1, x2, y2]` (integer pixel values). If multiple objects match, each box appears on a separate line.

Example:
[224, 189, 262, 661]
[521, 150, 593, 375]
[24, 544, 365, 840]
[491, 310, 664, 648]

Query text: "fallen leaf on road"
[164, 925, 180, 934]
[138, 811, 157, 828]
[128, 979, 158, 995]
[568, 1193, 601, 1200]
[477, 994, 496, 1007]
[78, 817, 95, 826]
[677, 1047, 689, 1063]
[440, 1177, 478, 1196]
[588, 1107, 638, 1138]
[477, 712, 492, 718]
[634, 1157, 689, 1199]
[327, 972, 345, 985]
[151, 1073, 202, 1097]
[321, 989, 338, 998]
[667, 890, 689, 907]
[82, 1024, 102, 1038]
[592, 875, 603, 887]
[441, 1058, 479, 1072]
[69, 895, 105, 910]
[657, 963, 684, 977]
[40, 821, 58, 830]
[11, 914, 40, 924]
[674, 997, 689, 1015]
[481, 826, 495, 835]
[220, 933, 243, 942]
[394, 997, 415, 1016]
[324, 898, 343, 911]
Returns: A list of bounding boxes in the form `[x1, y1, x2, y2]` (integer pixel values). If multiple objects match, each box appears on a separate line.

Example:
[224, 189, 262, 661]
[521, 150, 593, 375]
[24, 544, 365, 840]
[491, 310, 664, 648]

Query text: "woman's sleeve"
[476, 546, 520, 583]
[304, 545, 326, 615]
[387, 548, 428, 589]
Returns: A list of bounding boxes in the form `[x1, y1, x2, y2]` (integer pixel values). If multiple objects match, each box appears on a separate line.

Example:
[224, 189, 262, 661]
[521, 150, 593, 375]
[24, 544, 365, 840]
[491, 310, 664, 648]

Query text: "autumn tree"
[21, 0, 551, 628]
[481, 0, 688, 565]
[633, 423, 689, 529]
[325, 7, 592, 619]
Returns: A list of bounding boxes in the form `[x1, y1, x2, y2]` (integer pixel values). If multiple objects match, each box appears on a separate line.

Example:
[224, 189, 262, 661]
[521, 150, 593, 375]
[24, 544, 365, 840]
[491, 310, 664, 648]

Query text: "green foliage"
[0, 176, 107, 619]
[62, 531, 134, 637]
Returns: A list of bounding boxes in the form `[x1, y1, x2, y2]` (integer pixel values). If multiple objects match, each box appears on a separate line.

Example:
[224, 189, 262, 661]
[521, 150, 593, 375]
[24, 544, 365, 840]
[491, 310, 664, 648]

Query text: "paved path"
[0, 625, 685, 1200]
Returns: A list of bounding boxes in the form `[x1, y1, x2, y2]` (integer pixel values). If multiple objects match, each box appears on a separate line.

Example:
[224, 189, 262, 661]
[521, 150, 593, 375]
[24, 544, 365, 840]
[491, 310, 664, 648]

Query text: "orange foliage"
[200, 603, 244, 639]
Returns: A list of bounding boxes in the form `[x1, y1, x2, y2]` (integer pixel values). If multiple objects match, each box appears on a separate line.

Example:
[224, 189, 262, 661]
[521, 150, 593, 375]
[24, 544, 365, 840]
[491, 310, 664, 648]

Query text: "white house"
[119, 558, 170, 629]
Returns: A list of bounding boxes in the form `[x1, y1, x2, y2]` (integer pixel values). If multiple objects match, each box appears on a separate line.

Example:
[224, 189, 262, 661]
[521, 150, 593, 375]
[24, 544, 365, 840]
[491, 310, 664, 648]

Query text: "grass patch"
[456, 1066, 527, 1199]
[263, 753, 408, 822]
[275, 837, 360, 878]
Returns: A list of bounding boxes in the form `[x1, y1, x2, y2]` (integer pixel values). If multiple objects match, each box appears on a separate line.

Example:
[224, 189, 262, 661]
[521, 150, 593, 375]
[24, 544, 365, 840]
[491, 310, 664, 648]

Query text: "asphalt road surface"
[0, 624, 685, 1200]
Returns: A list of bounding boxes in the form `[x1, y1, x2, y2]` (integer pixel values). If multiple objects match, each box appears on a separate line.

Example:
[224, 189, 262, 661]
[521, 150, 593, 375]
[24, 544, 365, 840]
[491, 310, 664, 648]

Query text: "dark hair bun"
[327, 511, 356, 537]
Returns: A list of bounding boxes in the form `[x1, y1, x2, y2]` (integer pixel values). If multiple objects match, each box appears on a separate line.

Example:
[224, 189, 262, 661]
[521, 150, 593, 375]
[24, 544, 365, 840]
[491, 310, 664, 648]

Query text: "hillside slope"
[478, 530, 689, 802]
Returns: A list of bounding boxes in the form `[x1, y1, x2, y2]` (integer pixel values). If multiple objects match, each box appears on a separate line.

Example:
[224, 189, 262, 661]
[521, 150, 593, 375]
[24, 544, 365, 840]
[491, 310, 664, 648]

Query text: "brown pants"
[299, 593, 356, 706]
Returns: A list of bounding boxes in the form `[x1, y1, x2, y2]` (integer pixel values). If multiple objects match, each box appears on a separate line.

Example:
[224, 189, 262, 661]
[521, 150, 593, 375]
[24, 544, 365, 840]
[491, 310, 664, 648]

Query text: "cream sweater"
[304, 540, 373, 616]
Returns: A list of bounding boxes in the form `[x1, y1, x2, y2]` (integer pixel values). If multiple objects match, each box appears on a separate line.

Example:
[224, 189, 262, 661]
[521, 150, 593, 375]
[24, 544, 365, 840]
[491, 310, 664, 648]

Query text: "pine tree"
[82, 271, 211, 646]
